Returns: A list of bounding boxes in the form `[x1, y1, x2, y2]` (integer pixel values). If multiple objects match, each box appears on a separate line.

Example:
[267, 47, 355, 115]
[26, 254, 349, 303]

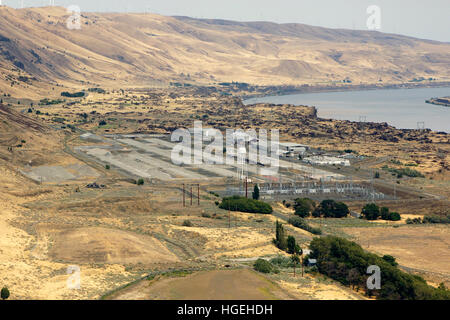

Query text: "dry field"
[0, 69, 448, 301]
[107, 268, 364, 300]
[0, 90, 448, 300]
[109, 269, 293, 300]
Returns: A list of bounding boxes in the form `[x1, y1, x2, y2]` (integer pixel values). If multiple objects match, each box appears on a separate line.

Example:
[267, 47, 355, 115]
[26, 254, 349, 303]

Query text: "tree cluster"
[273, 221, 302, 255]
[308, 236, 450, 300]
[219, 196, 273, 214]
[361, 204, 401, 221]
[294, 198, 349, 218]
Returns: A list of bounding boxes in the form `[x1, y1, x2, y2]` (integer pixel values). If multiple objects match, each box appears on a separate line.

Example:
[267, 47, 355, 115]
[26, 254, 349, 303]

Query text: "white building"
[303, 155, 351, 166]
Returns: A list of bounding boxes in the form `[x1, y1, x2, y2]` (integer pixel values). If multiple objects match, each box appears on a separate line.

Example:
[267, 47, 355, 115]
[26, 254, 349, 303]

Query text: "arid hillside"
[0, 6, 449, 98]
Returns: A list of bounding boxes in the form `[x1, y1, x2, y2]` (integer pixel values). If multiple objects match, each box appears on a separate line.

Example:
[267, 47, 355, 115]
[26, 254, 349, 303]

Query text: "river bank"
[240, 81, 450, 100]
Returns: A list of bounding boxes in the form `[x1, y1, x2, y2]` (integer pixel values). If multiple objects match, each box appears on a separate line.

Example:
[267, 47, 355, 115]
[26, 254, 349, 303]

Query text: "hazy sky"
[4, 0, 450, 42]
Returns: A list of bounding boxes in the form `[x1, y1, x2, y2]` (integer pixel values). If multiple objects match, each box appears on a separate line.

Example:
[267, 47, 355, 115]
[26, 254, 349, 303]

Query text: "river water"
[244, 87, 450, 132]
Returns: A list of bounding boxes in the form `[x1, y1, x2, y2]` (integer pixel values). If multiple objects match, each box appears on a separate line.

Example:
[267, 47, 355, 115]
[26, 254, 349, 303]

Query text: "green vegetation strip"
[219, 196, 273, 214]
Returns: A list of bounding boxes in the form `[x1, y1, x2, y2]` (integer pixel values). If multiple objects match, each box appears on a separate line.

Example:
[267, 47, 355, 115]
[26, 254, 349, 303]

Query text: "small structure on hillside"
[350, 211, 362, 218]
[307, 259, 317, 267]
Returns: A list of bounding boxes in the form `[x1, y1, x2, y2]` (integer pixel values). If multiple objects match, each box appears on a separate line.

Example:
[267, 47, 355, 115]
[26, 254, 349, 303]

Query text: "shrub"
[389, 212, 401, 221]
[61, 91, 85, 98]
[423, 214, 450, 224]
[253, 259, 278, 274]
[209, 191, 220, 197]
[88, 87, 106, 94]
[270, 256, 293, 268]
[379, 207, 401, 221]
[288, 216, 322, 235]
[1, 287, 9, 300]
[105, 165, 110, 170]
[136, 178, 144, 185]
[406, 217, 423, 224]
[201, 212, 211, 218]
[382, 255, 398, 267]
[99, 120, 107, 126]
[219, 196, 272, 214]
[182, 220, 193, 227]
[383, 166, 424, 178]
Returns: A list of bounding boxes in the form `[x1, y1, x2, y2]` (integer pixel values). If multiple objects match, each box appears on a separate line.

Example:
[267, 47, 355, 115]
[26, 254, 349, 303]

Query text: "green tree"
[294, 198, 315, 218]
[389, 212, 401, 221]
[382, 255, 398, 266]
[291, 253, 300, 277]
[361, 203, 380, 220]
[347, 268, 361, 290]
[315, 200, 349, 218]
[380, 207, 390, 220]
[252, 185, 260, 200]
[274, 221, 287, 251]
[137, 178, 144, 186]
[1, 287, 10, 300]
[334, 202, 350, 218]
[287, 236, 297, 254]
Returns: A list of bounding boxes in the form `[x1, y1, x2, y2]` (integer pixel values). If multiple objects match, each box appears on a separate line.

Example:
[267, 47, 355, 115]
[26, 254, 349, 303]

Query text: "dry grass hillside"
[0, 6, 449, 98]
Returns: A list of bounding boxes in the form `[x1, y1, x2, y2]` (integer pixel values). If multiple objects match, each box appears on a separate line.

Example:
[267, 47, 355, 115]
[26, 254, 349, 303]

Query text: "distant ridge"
[0, 6, 449, 97]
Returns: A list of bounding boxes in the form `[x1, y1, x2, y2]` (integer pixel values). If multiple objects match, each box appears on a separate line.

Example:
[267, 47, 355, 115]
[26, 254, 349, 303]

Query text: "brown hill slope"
[0, 103, 59, 166]
[0, 6, 449, 97]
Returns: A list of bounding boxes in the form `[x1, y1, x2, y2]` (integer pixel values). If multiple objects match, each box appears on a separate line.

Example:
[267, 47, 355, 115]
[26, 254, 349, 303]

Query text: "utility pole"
[197, 184, 200, 206]
[394, 183, 397, 201]
[293, 259, 296, 278]
[301, 255, 304, 277]
[182, 184, 185, 207]
[190, 185, 193, 206]
[245, 178, 248, 198]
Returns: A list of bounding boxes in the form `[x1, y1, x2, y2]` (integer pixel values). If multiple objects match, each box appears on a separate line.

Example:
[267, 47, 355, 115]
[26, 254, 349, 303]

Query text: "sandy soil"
[279, 278, 364, 300]
[111, 269, 294, 300]
[168, 224, 280, 259]
[50, 227, 179, 265]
